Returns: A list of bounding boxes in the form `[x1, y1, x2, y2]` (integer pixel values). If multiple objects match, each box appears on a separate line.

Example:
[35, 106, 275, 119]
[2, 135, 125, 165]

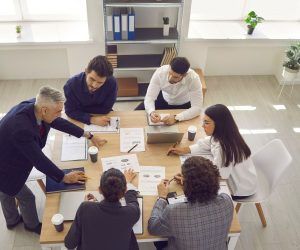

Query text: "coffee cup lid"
[88, 146, 98, 154]
[188, 125, 197, 133]
[51, 214, 64, 225]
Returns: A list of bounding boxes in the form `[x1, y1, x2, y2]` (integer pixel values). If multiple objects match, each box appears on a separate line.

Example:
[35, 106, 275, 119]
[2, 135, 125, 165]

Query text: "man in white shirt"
[135, 57, 203, 125]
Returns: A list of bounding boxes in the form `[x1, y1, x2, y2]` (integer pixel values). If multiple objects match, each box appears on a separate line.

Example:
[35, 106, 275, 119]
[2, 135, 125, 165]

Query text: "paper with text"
[61, 135, 87, 161]
[138, 166, 165, 196]
[101, 154, 140, 172]
[84, 117, 120, 133]
[120, 128, 145, 152]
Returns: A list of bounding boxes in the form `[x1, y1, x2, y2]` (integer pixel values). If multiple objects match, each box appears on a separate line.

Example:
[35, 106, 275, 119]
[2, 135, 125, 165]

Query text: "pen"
[168, 177, 175, 184]
[116, 119, 119, 130]
[128, 143, 138, 153]
[167, 141, 179, 156]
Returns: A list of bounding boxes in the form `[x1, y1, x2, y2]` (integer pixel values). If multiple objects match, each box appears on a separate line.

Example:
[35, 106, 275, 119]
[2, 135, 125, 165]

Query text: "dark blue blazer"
[0, 99, 84, 196]
[64, 72, 118, 125]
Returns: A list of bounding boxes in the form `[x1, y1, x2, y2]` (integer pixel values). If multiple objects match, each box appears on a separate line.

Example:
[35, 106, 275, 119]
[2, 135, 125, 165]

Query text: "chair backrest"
[251, 139, 292, 191]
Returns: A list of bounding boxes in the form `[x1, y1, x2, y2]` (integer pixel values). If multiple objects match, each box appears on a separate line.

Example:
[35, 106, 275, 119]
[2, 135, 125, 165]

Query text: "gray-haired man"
[0, 86, 107, 234]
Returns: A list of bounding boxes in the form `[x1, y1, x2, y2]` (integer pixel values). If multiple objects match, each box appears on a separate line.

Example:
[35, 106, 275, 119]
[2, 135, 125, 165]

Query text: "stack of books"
[160, 46, 178, 66]
[106, 45, 118, 68]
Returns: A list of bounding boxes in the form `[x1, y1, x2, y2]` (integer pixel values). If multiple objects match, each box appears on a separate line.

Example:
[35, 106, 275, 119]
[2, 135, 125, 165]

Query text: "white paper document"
[101, 154, 140, 172]
[138, 166, 165, 196]
[61, 135, 87, 161]
[120, 128, 145, 153]
[148, 113, 170, 126]
[84, 117, 120, 133]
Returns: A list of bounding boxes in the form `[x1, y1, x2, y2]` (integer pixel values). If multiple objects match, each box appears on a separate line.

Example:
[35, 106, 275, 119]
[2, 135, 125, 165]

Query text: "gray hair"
[35, 86, 65, 107]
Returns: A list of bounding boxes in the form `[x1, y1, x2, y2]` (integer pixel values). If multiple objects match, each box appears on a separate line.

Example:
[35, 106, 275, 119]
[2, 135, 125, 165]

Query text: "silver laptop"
[146, 132, 184, 144]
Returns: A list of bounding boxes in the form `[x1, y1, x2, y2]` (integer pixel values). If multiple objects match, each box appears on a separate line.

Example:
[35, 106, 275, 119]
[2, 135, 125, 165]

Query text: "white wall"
[0, 0, 296, 84]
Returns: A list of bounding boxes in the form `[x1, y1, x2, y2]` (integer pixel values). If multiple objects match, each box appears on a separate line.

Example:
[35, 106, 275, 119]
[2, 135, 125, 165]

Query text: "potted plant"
[282, 42, 300, 81]
[16, 25, 22, 38]
[244, 11, 264, 35]
[163, 17, 169, 36]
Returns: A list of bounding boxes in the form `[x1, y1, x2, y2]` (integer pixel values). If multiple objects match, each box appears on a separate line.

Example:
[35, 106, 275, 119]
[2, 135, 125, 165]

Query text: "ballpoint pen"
[168, 177, 175, 184]
[128, 143, 138, 153]
[167, 141, 179, 156]
[116, 118, 119, 130]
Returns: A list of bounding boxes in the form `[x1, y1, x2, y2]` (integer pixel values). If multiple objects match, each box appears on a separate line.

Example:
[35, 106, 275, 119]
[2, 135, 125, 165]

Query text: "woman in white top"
[169, 104, 257, 197]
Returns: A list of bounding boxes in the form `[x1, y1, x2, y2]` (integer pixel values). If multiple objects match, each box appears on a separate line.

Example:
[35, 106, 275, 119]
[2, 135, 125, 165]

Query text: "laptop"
[145, 125, 184, 144]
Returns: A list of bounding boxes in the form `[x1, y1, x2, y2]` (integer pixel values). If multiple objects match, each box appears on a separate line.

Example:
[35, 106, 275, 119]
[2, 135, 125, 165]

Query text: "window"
[189, 0, 300, 39]
[190, 0, 300, 21]
[0, 0, 87, 21]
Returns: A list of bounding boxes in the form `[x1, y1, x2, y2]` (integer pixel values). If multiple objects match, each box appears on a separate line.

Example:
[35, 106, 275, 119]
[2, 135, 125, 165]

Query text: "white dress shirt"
[144, 65, 203, 121]
[189, 136, 257, 196]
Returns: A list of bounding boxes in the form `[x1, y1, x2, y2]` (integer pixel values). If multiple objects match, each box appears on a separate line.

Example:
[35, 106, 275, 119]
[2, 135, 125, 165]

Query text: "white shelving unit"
[103, 0, 183, 100]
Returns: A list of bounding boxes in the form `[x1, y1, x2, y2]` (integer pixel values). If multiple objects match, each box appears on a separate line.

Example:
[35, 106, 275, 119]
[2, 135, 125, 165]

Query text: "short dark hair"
[205, 104, 251, 167]
[170, 57, 190, 75]
[182, 156, 220, 203]
[100, 168, 126, 202]
[86, 55, 113, 77]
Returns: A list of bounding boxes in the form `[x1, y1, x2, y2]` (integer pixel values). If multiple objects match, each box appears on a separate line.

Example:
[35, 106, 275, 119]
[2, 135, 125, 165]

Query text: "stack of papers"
[61, 135, 87, 161]
[84, 117, 120, 133]
[101, 154, 141, 172]
[120, 128, 145, 153]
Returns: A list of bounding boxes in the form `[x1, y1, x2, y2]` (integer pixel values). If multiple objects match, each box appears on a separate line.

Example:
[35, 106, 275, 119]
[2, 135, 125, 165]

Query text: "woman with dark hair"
[64, 168, 140, 250]
[169, 104, 257, 197]
[148, 156, 233, 250]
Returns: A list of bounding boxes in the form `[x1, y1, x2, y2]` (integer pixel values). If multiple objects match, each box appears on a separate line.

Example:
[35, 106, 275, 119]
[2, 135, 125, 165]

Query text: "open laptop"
[145, 125, 184, 144]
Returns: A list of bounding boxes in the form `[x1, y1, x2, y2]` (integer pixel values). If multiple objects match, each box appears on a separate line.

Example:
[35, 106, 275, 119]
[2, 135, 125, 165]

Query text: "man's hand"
[124, 168, 136, 183]
[157, 179, 169, 199]
[174, 173, 184, 186]
[84, 193, 97, 202]
[63, 171, 87, 184]
[91, 136, 107, 148]
[150, 112, 161, 123]
[90, 116, 111, 126]
[161, 115, 176, 126]
[167, 146, 191, 156]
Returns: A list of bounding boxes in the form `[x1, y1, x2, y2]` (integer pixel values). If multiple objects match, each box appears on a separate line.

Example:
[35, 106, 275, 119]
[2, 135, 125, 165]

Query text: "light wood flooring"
[0, 76, 300, 250]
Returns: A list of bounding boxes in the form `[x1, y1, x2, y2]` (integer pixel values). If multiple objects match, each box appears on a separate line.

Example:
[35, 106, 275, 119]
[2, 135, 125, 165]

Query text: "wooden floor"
[1, 76, 300, 250]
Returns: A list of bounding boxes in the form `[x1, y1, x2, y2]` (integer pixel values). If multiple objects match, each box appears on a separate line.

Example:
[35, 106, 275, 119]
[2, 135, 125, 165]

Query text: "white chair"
[234, 139, 292, 227]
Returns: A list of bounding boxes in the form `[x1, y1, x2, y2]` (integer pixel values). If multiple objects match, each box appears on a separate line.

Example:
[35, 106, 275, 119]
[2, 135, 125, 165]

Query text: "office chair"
[234, 139, 292, 227]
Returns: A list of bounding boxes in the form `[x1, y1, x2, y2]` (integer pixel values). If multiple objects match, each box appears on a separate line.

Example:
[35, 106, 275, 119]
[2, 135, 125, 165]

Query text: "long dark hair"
[205, 104, 251, 167]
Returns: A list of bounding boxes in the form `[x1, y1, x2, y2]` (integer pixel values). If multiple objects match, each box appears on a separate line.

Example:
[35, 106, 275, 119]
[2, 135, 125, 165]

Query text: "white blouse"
[189, 136, 257, 196]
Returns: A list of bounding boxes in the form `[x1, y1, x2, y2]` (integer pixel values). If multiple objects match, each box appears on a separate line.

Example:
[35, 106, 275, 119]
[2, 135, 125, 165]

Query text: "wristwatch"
[87, 132, 94, 140]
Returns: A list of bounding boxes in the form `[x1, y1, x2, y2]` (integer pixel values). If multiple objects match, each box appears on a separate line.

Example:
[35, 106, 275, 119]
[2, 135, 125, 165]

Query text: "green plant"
[244, 11, 264, 28]
[283, 42, 300, 70]
[163, 17, 169, 25]
[16, 25, 22, 33]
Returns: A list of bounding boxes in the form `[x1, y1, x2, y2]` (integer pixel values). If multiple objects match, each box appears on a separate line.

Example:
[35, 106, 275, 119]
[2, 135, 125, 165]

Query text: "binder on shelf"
[106, 10, 113, 41]
[113, 8, 121, 40]
[128, 8, 135, 40]
[121, 8, 128, 40]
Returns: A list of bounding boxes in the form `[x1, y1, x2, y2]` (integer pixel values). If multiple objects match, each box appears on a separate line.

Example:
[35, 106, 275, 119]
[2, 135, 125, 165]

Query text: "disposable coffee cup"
[51, 214, 64, 232]
[88, 146, 98, 163]
[188, 126, 197, 141]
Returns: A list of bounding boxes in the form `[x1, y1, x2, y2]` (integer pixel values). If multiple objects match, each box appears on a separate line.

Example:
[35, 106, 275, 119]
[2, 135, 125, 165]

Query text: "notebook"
[45, 167, 86, 194]
[59, 191, 143, 234]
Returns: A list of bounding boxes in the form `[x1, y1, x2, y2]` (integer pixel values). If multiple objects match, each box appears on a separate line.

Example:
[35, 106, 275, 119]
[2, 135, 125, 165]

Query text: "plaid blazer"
[148, 193, 233, 250]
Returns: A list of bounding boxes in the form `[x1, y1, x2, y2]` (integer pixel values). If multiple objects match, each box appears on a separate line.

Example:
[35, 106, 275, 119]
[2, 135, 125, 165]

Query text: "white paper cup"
[51, 214, 64, 232]
[187, 126, 197, 141]
[88, 146, 98, 163]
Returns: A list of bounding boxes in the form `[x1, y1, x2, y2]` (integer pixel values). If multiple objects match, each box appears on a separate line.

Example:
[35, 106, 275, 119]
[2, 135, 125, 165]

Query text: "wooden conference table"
[40, 110, 241, 249]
